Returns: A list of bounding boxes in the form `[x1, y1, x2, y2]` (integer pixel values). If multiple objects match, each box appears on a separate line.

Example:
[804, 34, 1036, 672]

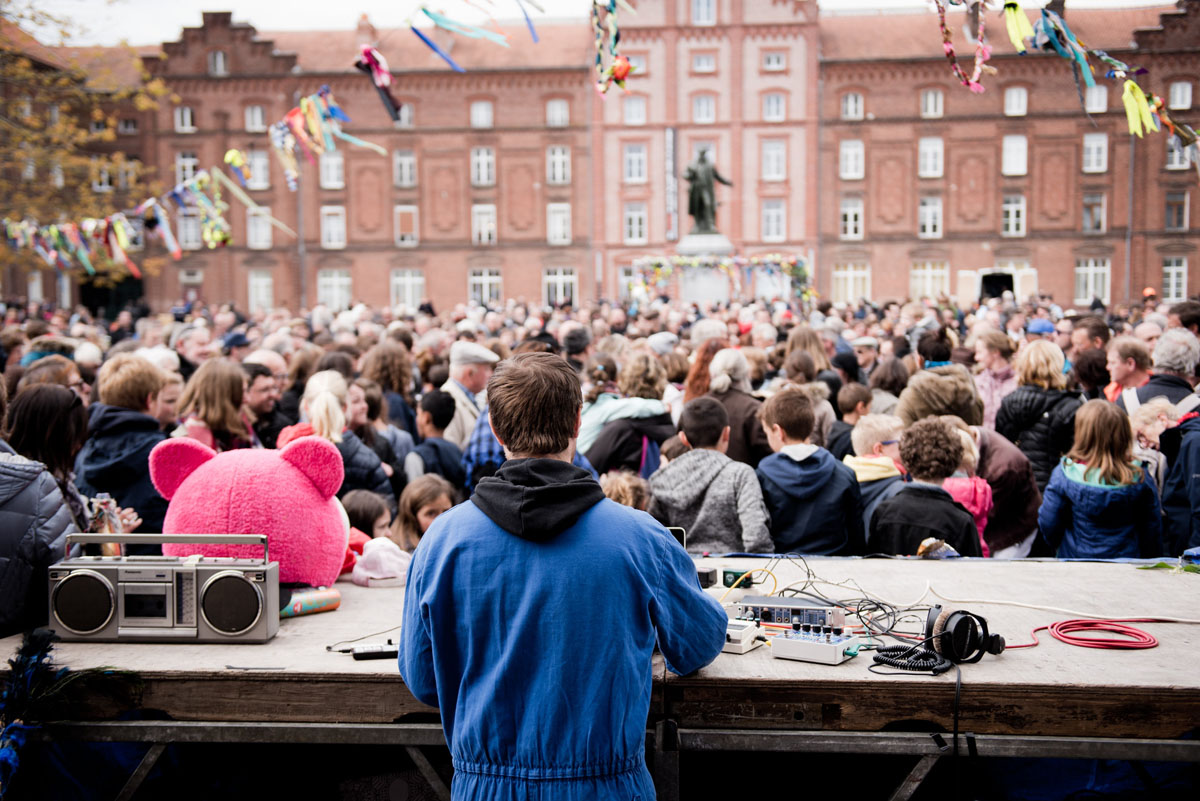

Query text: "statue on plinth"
[684, 148, 733, 236]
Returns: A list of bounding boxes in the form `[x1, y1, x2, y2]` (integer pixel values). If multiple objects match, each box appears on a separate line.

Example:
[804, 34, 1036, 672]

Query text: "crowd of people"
[2, 286, 1199, 637]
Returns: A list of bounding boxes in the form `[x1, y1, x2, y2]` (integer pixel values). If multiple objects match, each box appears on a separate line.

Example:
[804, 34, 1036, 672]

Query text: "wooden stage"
[6, 557, 1200, 799]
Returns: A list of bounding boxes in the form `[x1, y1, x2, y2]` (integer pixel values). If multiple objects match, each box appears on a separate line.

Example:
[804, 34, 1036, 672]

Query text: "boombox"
[48, 534, 279, 643]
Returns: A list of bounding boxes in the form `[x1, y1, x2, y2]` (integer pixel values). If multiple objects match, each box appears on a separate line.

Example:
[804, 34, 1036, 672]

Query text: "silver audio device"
[48, 534, 279, 643]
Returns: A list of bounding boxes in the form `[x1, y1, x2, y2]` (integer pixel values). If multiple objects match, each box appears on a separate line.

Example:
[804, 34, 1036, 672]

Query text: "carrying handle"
[65, 534, 269, 564]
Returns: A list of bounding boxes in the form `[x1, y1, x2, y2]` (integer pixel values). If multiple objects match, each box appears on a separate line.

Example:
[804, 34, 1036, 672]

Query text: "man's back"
[401, 459, 725, 799]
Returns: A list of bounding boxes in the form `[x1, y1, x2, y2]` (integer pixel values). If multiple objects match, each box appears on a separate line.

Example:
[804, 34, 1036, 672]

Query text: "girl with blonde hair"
[996, 340, 1081, 491]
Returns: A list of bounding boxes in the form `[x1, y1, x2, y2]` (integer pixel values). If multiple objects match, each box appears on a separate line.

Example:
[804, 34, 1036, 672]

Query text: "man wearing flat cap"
[442, 341, 500, 448]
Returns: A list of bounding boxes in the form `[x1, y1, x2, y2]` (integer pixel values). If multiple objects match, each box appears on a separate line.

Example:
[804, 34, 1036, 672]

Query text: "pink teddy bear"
[149, 436, 348, 587]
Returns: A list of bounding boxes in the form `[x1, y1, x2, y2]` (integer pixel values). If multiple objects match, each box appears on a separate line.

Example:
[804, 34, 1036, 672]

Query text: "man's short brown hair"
[760, 386, 814, 442]
[1108, 335, 1152, 371]
[899, 418, 962, 482]
[97, 354, 166, 412]
[487, 352, 581, 456]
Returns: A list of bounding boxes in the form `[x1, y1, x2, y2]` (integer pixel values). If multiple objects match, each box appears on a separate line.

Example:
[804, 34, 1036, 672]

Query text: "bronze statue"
[684, 148, 733, 235]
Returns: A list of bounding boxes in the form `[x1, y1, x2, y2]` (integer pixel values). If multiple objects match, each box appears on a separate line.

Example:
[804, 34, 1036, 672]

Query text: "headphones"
[924, 605, 1006, 664]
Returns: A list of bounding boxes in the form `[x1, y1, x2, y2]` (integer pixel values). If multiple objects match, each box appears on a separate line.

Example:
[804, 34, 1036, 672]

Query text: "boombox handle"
[65, 534, 269, 564]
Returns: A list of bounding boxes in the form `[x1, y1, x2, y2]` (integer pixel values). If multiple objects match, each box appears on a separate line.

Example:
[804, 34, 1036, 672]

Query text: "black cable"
[326, 625, 402, 653]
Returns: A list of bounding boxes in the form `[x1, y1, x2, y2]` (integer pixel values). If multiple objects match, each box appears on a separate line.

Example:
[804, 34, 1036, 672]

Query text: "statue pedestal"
[676, 232, 734, 257]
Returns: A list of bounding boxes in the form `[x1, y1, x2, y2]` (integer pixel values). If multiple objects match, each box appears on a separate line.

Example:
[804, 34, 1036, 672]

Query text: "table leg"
[653, 720, 679, 801]
[405, 745, 451, 801]
[114, 742, 166, 801]
[888, 753, 941, 801]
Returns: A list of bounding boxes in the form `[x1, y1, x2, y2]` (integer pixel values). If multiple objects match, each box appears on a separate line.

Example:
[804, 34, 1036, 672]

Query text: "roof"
[56, 45, 150, 90]
[0, 18, 70, 70]
[263, 22, 594, 73]
[819, 5, 1176, 62]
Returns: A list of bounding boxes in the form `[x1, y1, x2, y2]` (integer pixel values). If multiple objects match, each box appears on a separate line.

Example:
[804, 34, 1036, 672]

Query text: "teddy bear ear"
[279, 436, 344, 499]
[150, 438, 217, 500]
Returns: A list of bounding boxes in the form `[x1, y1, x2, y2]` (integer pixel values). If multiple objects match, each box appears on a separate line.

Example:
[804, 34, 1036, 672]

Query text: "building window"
[469, 268, 502, 305]
[88, 119, 107, 134]
[547, 203, 572, 245]
[178, 209, 202, 250]
[397, 103, 414, 128]
[762, 92, 785, 122]
[840, 197, 863, 240]
[320, 206, 347, 249]
[248, 270, 273, 312]
[543, 267, 577, 307]
[692, 53, 715, 73]
[762, 139, 786, 181]
[625, 54, 647, 75]
[839, 139, 864, 180]
[174, 151, 198, 185]
[393, 149, 417, 187]
[692, 94, 716, 124]
[546, 146, 570, 185]
[246, 148, 270, 190]
[117, 160, 137, 190]
[1085, 85, 1107, 114]
[618, 266, 636, 300]
[470, 100, 493, 129]
[319, 151, 344, 189]
[918, 137, 944, 178]
[471, 147, 495, 186]
[1082, 133, 1108, 173]
[1082, 192, 1106, 234]
[1074, 258, 1110, 305]
[317, 269, 352, 310]
[623, 202, 647, 245]
[1163, 258, 1188, 303]
[118, 118, 137, 134]
[246, 207, 272, 250]
[50, 161, 63, 188]
[918, 196, 943, 239]
[761, 199, 785, 243]
[841, 92, 863, 121]
[1002, 194, 1026, 237]
[173, 106, 195, 133]
[1002, 135, 1027, 176]
[1167, 137, 1191, 170]
[207, 50, 228, 77]
[394, 205, 418, 247]
[921, 89, 944, 119]
[624, 95, 646, 126]
[763, 51, 786, 72]
[1004, 86, 1028, 116]
[472, 204, 497, 245]
[623, 143, 647, 183]
[1169, 81, 1192, 111]
[390, 269, 425, 311]
[546, 99, 569, 127]
[832, 263, 871, 304]
[244, 105, 266, 132]
[910, 261, 949, 298]
[1166, 191, 1188, 232]
[692, 0, 715, 26]
[90, 158, 111, 193]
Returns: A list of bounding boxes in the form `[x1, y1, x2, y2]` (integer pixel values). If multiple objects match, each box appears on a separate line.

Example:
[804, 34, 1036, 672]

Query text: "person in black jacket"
[996, 340, 1082, 492]
[870, 417, 982, 557]
[404, 389, 466, 494]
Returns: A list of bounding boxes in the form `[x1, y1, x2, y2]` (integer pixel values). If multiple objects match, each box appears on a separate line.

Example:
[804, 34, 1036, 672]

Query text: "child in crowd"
[341, 489, 392, 540]
[842, 414, 908, 536]
[1038, 400, 1163, 559]
[827, 383, 872, 462]
[869, 417, 982, 557]
[404, 389, 465, 491]
[756, 387, 864, 555]
[648, 398, 772, 554]
[942, 423, 994, 557]
[390, 474, 455, 551]
[599, 471, 650, 512]
[659, 434, 689, 466]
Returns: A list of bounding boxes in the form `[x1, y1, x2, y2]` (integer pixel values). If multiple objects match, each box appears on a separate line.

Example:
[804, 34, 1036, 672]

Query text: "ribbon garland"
[592, 1, 638, 95]
[628, 254, 809, 298]
[935, 1, 994, 94]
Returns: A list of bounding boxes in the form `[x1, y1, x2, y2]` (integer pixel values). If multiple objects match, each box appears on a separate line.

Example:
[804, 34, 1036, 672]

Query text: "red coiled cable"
[1007, 618, 1160, 650]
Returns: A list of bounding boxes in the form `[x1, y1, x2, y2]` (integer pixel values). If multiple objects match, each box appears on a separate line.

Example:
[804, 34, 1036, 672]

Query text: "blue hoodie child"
[756, 444, 865, 554]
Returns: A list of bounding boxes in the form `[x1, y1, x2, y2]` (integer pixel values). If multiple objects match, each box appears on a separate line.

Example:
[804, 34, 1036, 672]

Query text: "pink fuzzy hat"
[150, 436, 349, 587]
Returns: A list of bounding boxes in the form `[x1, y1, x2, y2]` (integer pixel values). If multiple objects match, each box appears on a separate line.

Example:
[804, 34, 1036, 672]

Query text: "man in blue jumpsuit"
[401, 352, 726, 799]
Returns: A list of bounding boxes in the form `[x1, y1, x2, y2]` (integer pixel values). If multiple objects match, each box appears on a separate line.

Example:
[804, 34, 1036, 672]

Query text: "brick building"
[817, 2, 1198, 309]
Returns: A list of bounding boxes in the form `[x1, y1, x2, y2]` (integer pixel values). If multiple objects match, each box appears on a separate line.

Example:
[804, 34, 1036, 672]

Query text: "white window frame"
[910, 261, 950, 299]
[1167, 137, 1190, 171]
[841, 92, 864, 121]
[1169, 81, 1192, 111]
[319, 205, 347, 250]
[319, 151, 344, 190]
[1002, 194, 1026, 237]
[468, 268, 502, 306]
[762, 92, 785, 123]
[390, 269, 425, 312]
[832, 263, 871, 304]
[1085, 85, 1107, 114]
[207, 50, 228, 77]
[547, 203, 572, 246]
[246, 148, 270, 190]
[173, 106, 195, 133]
[393, 149, 417, 187]
[1004, 86, 1028, 117]
[545, 98, 569, 127]
[918, 196, 943, 239]
[393, 204, 418, 247]
[762, 52, 786, 72]
[317, 268, 352, 311]
[118, 161, 136, 190]
[839, 139, 864, 180]
[396, 103, 414, 129]
[623, 202, 648, 245]
[1002, 135, 1027, 176]
[1165, 191, 1189, 232]
[174, 151, 198, 185]
[692, 0, 715, 26]
[1082, 193, 1106, 234]
[918, 137, 944, 178]
[1074, 258, 1111, 305]
[692, 53, 716, 73]
[761, 199, 785, 243]
[921, 89, 944, 119]
[90, 158, 111, 193]
[762, 139, 786, 182]
[840, 197, 863, 241]
[543, 267, 577, 307]
[248, 269, 273, 313]
[471, 146, 495, 187]
[246, 206, 272, 250]
[1082, 133, 1108, 174]
[178, 208, 202, 250]
[625, 54, 647, 75]
[692, 94, 716, 124]
[546, 146, 570, 185]
[472, 204, 497, 246]
[470, 100, 494, 129]
[244, 104, 266, 132]
[1163, 257, 1188, 304]
[623, 95, 647, 126]
[118, 118, 137, 134]
[623, 143, 647, 184]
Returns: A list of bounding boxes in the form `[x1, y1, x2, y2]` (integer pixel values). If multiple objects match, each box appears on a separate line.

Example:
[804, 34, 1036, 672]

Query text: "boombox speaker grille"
[53, 570, 114, 634]
[201, 572, 263, 635]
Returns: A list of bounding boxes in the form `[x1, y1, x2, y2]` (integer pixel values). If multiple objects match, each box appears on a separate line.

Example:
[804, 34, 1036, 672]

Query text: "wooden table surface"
[5, 557, 1198, 738]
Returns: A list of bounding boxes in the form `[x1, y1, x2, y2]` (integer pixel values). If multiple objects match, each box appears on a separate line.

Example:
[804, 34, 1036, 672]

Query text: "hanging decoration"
[934, 1, 994, 94]
[628, 254, 808, 299]
[1002, 1, 1035, 54]
[355, 45, 406, 118]
[592, 1, 638, 94]
[1121, 79, 1158, 138]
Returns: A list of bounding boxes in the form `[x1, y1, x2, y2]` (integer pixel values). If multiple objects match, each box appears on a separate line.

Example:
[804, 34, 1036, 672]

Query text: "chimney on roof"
[357, 14, 377, 45]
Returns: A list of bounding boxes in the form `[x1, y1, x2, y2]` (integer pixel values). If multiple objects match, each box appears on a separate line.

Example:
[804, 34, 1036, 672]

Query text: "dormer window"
[208, 51, 228, 77]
